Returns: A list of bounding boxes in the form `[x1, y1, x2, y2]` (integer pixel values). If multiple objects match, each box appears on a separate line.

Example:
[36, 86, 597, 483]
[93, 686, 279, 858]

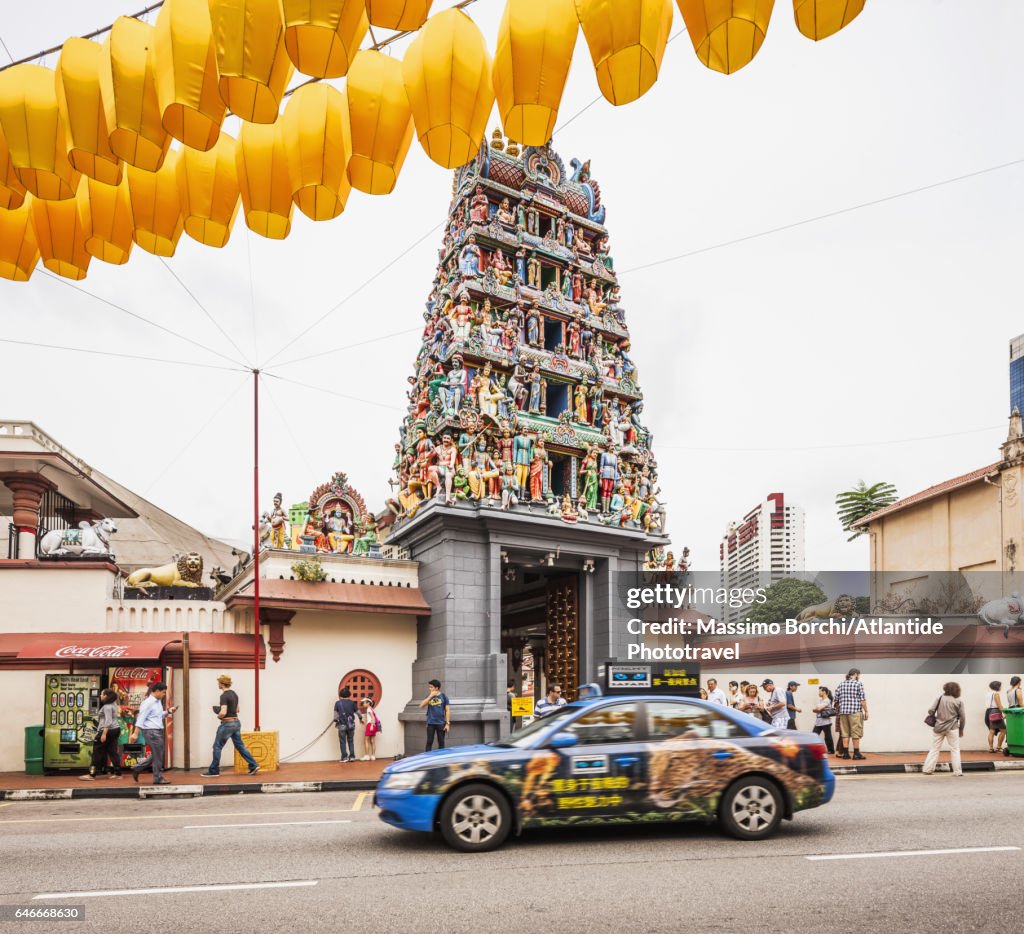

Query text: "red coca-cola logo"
[110, 667, 155, 680]
[55, 645, 130, 659]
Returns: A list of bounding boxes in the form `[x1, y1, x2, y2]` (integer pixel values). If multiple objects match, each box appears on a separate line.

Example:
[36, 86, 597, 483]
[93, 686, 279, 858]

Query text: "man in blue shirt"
[786, 681, 802, 730]
[418, 679, 450, 751]
[129, 682, 174, 785]
[535, 684, 567, 718]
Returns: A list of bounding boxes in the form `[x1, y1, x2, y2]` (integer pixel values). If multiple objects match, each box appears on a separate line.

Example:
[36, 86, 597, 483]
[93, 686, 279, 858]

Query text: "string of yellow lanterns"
[0, 0, 868, 282]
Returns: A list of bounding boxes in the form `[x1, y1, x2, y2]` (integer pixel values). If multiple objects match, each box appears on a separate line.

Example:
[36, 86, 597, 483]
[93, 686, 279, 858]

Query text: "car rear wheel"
[719, 776, 783, 840]
[439, 783, 511, 852]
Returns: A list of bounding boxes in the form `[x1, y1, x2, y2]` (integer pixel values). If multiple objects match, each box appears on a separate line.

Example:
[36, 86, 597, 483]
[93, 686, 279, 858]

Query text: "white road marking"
[35, 881, 318, 900]
[807, 846, 1020, 862]
[183, 820, 353, 830]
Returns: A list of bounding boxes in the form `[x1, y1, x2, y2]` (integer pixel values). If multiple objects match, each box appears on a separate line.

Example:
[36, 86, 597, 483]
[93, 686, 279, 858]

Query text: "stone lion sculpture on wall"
[125, 552, 204, 588]
[795, 594, 856, 622]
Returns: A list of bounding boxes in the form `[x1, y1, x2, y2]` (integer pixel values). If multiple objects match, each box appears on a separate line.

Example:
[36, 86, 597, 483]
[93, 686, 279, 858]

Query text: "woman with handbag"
[985, 680, 1005, 753]
[922, 682, 966, 775]
[812, 686, 836, 754]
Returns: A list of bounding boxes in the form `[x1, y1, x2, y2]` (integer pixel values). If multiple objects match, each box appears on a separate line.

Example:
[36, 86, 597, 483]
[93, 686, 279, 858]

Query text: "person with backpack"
[360, 698, 381, 761]
[334, 687, 361, 763]
[922, 681, 966, 775]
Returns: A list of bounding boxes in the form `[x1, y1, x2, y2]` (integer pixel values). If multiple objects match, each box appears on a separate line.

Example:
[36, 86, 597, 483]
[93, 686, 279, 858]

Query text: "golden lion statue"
[126, 552, 204, 589]
[796, 593, 856, 621]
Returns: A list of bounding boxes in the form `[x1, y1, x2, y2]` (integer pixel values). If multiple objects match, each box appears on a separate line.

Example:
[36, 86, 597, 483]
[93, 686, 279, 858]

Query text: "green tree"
[836, 480, 898, 541]
[747, 579, 826, 625]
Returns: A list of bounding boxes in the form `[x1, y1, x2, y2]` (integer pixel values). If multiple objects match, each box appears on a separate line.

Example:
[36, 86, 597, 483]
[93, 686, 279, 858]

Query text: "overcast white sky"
[3, 0, 1023, 571]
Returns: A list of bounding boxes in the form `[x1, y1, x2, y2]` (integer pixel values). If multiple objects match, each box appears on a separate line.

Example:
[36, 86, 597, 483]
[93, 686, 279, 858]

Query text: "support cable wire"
[261, 371, 318, 479]
[38, 269, 248, 368]
[271, 326, 422, 369]
[263, 371, 406, 412]
[618, 157, 1024, 277]
[158, 256, 254, 367]
[0, 336, 245, 372]
[0, 0, 481, 74]
[142, 371, 250, 495]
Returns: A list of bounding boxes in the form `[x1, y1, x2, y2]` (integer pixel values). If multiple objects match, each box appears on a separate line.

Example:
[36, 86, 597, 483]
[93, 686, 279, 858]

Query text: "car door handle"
[615, 756, 639, 767]
[710, 750, 734, 760]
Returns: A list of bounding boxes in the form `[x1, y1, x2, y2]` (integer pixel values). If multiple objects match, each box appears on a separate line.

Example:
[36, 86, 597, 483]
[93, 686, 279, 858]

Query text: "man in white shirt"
[706, 679, 727, 706]
[762, 679, 789, 730]
[130, 682, 174, 785]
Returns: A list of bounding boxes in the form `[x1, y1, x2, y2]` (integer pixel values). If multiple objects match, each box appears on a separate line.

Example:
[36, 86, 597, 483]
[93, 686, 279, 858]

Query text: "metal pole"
[253, 369, 261, 732]
[182, 631, 190, 771]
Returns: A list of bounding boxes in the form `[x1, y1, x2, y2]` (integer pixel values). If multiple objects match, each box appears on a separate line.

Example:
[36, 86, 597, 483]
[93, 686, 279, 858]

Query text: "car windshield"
[491, 707, 578, 748]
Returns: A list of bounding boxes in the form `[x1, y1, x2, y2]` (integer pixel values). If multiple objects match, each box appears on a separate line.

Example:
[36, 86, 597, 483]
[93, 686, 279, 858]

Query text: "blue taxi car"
[376, 692, 835, 851]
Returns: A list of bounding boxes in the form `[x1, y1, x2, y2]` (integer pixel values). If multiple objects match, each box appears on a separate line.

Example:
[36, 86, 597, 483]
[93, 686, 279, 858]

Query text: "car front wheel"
[439, 783, 512, 852]
[719, 776, 783, 840]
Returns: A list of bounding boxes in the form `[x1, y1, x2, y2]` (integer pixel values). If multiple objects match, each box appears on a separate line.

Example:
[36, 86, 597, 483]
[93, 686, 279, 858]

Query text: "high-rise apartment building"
[719, 493, 806, 624]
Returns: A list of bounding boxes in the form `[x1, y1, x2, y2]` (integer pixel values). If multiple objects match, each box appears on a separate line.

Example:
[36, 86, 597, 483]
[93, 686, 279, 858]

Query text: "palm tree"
[836, 480, 898, 540]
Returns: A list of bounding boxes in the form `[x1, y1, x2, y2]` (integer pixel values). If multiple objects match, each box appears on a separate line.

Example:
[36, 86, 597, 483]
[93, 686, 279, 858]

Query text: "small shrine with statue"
[388, 130, 665, 533]
[258, 472, 380, 557]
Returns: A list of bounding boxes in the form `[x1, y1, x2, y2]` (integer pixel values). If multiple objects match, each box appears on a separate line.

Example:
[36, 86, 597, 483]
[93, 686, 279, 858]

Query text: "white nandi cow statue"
[38, 518, 118, 557]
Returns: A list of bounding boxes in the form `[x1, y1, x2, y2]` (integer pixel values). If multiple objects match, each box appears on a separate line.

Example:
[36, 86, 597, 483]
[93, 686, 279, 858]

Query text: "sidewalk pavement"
[1, 750, 1021, 801]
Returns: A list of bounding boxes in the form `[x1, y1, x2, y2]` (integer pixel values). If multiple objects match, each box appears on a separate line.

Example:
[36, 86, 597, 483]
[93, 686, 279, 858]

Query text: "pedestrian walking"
[762, 679, 789, 730]
[706, 679, 727, 706]
[922, 682, 966, 776]
[737, 683, 765, 720]
[80, 689, 121, 781]
[727, 681, 741, 708]
[130, 682, 174, 785]
[834, 668, 868, 760]
[786, 680, 802, 729]
[419, 679, 450, 751]
[199, 675, 259, 777]
[985, 680, 1005, 753]
[812, 686, 835, 754]
[334, 686, 360, 763]
[360, 698, 380, 761]
[535, 683, 567, 718]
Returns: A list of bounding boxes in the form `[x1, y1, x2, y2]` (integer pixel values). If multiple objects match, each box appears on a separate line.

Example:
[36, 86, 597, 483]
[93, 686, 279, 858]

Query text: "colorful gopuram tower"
[388, 132, 669, 753]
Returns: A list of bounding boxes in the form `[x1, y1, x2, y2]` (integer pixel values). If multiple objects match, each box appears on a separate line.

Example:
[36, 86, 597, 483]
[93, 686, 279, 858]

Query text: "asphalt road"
[0, 774, 1020, 933]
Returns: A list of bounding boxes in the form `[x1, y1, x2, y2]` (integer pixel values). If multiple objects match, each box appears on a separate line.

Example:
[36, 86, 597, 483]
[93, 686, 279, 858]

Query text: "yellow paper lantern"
[177, 132, 240, 247]
[280, 0, 369, 79]
[56, 38, 123, 186]
[0, 198, 40, 281]
[127, 149, 183, 255]
[209, 0, 294, 122]
[793, 0, 864, 41]
[236, 120, 294, 238]
[346, 50, 413, 195]
[575, 0, 673, 105]
[282, 83, 352, 221]
[366, 0, 433, 31]
[401, 9, 494, 170]
[100, 17, 172, 173]
[31, 194, 92, 280]
[78, 176, 134, 265]
[676, 0, 775, 74]
[154, 0, 226, 150]
[0, 129, 27, 210]
[493, 0, 578, 145]
[0, 65, 81, 201]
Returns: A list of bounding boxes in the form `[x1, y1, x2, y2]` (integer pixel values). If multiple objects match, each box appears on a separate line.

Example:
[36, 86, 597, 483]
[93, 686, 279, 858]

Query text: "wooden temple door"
[545, 575, 580, 701]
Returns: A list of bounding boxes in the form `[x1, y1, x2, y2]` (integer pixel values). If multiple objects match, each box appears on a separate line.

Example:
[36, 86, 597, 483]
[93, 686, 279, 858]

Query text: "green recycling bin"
[1005, 708, 1024, 757]
[24, 725, 44, 775]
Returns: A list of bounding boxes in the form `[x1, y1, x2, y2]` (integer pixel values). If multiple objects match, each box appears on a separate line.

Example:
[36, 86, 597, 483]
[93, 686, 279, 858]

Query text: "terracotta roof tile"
[225, 580, 430, 615]
[852, 463, 1000, 527]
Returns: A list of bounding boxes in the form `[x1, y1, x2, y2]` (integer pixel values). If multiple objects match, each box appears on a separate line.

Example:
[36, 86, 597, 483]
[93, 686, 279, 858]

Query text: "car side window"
[562, 703, 638, 745]
[647, 702, 746, 741]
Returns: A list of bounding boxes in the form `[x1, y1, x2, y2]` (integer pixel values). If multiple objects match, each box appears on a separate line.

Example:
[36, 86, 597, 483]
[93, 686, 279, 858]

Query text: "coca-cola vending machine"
[43, 674, 101, 770]
[107, 666, 172, 771]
